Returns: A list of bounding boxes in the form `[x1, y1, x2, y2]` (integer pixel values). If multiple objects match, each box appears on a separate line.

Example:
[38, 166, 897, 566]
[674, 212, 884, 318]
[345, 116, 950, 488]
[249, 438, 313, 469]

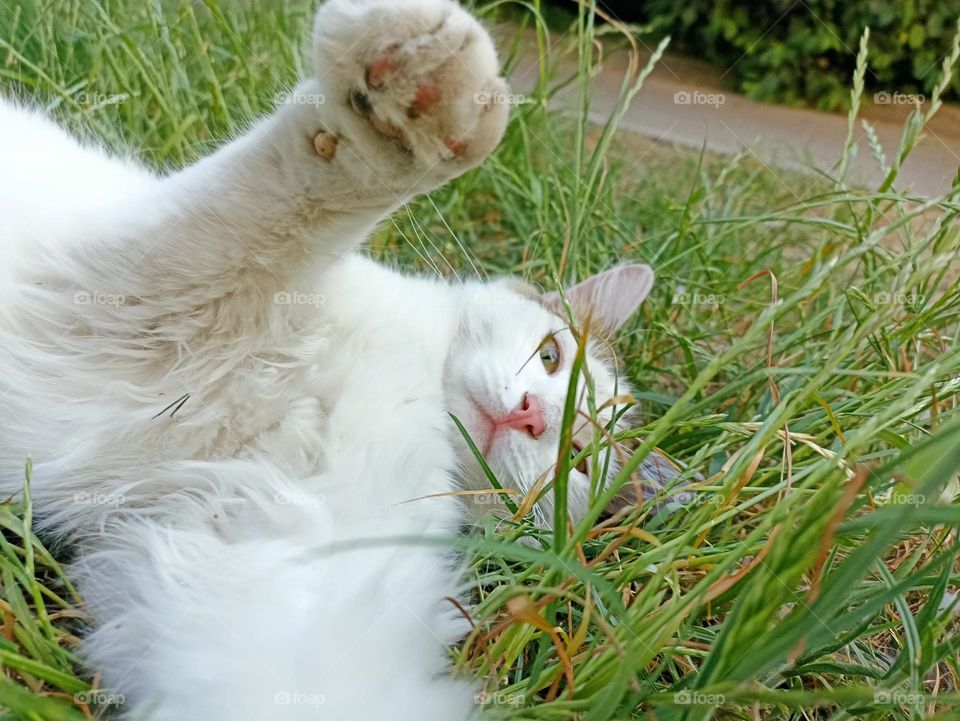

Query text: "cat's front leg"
[307, 0, 509, 203]
[54, 0, 507, 329]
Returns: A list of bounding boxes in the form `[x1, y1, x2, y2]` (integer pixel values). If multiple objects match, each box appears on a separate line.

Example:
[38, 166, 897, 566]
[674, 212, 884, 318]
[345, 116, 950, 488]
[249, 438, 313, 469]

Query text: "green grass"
[2, 1, 960, 720]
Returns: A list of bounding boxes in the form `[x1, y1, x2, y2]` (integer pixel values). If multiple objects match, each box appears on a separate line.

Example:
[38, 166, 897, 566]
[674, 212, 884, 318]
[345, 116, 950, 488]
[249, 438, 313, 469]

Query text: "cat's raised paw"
[312, 0, 509, 178]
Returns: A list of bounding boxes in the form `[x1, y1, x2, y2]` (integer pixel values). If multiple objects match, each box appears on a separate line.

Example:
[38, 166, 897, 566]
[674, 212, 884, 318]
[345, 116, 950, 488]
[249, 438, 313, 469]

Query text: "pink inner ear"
[546, 264, 654, 335]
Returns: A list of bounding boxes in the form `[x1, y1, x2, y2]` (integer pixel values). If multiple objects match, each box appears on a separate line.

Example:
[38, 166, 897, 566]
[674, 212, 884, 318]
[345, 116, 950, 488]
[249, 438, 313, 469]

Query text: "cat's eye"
[539, 336, 560, 374]
[571, 443, 589, 475]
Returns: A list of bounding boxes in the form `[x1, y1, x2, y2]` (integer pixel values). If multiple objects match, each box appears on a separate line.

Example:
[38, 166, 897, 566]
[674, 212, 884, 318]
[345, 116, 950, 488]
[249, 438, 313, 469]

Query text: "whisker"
[151, 393, 190, 420]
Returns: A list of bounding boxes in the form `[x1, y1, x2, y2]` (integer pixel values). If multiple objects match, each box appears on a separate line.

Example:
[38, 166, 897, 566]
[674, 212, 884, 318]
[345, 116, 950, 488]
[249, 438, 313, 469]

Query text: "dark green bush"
[643, 0, 960, 110]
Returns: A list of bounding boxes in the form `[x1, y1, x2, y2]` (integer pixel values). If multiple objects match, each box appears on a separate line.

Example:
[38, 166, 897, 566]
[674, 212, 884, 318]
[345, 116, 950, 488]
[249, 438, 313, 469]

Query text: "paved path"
[507, 40, 960, 198]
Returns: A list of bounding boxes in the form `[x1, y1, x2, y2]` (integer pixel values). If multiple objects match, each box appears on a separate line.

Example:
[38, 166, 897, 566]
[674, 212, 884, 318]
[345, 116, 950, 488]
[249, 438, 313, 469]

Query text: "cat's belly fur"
[0, 103, 469, 542]
[0, 245, 465, 538]
[0, 102, 450, 530]
[0, 228, 474, 719]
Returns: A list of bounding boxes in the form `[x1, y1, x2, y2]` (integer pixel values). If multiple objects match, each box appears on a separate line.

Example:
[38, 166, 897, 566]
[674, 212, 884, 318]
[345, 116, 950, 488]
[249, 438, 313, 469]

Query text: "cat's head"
[445, 265, 682, 527]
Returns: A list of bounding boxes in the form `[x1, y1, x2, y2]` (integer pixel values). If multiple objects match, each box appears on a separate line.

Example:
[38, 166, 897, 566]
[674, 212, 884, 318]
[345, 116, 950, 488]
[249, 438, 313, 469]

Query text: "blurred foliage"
[642, 0, 960, 110]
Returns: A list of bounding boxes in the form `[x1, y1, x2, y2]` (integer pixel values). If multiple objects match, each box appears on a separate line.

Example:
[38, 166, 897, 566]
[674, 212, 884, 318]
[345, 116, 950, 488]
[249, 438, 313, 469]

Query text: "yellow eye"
[539, 336, 560, 374]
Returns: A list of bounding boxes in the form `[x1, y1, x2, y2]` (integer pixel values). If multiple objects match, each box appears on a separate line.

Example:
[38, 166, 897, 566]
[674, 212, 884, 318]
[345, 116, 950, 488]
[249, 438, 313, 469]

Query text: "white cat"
[0, 1, 679, 719]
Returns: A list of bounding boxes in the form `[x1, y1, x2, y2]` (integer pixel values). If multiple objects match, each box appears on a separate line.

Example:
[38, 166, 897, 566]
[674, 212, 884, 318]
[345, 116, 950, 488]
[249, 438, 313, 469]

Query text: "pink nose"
[501, 394, 546, 438]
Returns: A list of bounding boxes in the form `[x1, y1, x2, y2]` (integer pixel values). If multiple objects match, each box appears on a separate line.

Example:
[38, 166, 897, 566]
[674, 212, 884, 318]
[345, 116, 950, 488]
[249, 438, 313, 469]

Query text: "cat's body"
[0, 1, 665, 719]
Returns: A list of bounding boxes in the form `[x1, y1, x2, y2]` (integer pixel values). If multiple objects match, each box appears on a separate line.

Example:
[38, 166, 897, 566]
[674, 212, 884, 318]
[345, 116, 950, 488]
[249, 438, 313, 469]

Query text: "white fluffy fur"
[0, 1, 656, 719]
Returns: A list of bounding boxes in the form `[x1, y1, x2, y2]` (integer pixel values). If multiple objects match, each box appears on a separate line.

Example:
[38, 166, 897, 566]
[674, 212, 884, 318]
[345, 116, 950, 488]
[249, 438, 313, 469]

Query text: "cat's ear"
[603, 449, 695, 519]
[543, 264, 654, 336]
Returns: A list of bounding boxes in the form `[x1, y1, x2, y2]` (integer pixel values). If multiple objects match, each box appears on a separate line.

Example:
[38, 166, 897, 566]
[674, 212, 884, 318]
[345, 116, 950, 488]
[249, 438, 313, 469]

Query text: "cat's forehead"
[461, 280, 623, 382]
[462, 279, 555, 330]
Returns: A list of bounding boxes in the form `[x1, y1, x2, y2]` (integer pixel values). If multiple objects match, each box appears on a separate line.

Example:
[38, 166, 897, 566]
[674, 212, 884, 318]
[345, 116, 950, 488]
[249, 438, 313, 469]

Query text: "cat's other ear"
[543, 264, 654, 336]
[602, 449, 694, 519]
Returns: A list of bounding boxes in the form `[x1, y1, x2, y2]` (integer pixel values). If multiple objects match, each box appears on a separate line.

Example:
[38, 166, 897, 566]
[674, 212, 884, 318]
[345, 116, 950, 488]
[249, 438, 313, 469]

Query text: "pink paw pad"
[408, 84, 441, 118]
[365, 57, 398, 89]
[444, 137, 468, 158]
